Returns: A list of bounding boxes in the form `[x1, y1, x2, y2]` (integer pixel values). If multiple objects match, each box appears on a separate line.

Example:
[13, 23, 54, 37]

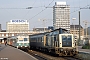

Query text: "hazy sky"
[0, 0, 90, 30]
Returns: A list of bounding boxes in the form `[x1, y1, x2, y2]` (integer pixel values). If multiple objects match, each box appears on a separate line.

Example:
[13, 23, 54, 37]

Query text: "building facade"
[33, 28, 48, 32]
[7, 20, 29, 32]
[84, 27, 90, 39]
[53, 2, 70, 30]
[84, 27, 90, 36]
[70, 25, 84, 36]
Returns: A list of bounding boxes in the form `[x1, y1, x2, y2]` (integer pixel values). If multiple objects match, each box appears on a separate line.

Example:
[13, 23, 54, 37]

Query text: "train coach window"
[42, 37, 44, 42]
[19, 40, 23, 41]
[24, 38, 27, 41]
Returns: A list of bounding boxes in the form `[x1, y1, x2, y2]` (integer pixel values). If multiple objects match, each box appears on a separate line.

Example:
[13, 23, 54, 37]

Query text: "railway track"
[63, 56, 82, 60]
[21, 48, 81, 60]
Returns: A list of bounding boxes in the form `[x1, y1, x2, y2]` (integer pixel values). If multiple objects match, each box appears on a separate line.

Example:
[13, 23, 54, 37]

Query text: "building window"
[12, 34, 14, 36]
[2, 34, 4, 36]
[6, 34, 8, 36]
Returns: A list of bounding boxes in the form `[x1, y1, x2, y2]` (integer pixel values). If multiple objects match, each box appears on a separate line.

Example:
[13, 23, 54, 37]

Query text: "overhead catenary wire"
[29, 0, 54, 27]
[35, 2, 90, 28]
[29, 0, 54, 20]
[70, 4, 90, 14]
[0, 1, 89, 21]
[22, 0, 37, 19]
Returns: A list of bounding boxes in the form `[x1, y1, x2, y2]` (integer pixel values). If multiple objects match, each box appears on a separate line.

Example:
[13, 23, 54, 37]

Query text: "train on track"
[29, 28, 78, 56]
[7, 28, 78, 56]
[7, 34, 30, 49]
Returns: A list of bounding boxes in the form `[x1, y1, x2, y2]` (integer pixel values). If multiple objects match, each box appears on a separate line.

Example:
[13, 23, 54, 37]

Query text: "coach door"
[55, 40, 59, 54]
[54, 35, 59, 47]
[55, 41, 58, 47]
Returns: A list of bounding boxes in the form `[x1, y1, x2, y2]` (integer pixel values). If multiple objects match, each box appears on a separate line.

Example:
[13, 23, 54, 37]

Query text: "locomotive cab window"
[62, 35, 72, 47]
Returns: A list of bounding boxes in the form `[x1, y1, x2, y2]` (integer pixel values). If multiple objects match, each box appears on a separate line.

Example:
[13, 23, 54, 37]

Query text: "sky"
[0, 0, 90, 30]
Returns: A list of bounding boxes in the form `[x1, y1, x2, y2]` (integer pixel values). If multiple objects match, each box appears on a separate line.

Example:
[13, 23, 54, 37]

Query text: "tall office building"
[7, 20, 29, 32]
[53, 2, 70, 30]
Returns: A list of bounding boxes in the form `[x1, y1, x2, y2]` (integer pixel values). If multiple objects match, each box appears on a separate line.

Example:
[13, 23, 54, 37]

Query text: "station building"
[0, 20, 29, 43]
[6, 19, 29, 32]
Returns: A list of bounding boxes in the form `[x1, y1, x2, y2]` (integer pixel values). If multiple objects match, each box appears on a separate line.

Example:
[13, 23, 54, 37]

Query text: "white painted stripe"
[79, 51, 90, 54]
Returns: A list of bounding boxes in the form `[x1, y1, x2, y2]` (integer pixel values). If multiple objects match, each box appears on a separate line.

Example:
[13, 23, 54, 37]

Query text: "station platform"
[78, 46, 90, 53]
[0, 44, 38, 60]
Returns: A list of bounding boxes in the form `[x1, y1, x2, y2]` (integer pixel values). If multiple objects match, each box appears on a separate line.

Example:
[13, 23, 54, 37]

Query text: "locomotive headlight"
[61, 49, 63, 51]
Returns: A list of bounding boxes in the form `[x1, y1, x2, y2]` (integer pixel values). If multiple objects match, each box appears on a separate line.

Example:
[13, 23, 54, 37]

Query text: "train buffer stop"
[0, 44, 38, 60]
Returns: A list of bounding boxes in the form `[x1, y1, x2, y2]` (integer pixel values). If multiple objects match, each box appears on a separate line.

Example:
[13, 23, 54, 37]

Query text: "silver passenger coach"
[7, 34, 30, 49]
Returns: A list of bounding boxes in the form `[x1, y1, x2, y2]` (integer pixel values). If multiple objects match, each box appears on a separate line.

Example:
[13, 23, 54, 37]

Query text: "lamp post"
[72, 18, 77, 51]
[72, 18, 76, 35]
[43, 19, 45, 32]
[79, 11, 80, 46]
[38, 19, 46, 32]
[83, 21, 88, 38]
